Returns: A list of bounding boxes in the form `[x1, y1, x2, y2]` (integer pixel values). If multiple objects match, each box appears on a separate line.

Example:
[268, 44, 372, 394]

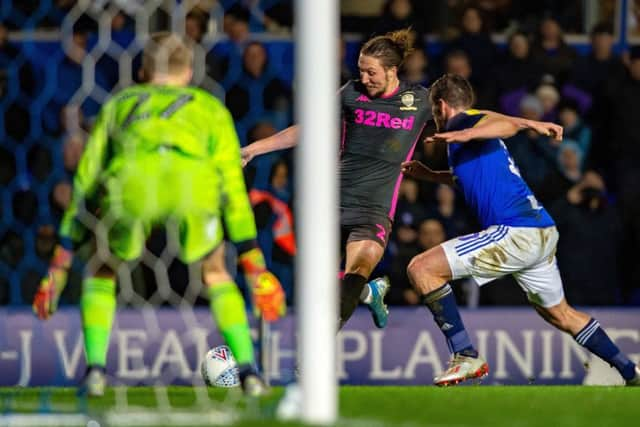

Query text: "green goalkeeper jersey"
[60, 84, 257, 257]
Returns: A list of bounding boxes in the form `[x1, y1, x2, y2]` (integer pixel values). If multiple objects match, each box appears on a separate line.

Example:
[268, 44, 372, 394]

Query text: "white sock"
[360, 283, 372, 304]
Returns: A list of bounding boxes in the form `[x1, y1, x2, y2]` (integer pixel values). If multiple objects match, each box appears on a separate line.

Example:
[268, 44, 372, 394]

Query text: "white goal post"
[294, 0, 339, 424]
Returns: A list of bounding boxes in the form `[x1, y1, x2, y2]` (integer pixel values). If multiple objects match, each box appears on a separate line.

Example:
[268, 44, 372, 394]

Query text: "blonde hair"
[142, 32, 193, 78]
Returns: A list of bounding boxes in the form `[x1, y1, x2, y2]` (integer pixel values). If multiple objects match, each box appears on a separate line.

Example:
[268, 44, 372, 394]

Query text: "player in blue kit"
[402, 74, 640, 386]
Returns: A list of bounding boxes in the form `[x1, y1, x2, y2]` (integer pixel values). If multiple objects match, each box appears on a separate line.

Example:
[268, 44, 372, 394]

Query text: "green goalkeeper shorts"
[99, 152, 224, 263]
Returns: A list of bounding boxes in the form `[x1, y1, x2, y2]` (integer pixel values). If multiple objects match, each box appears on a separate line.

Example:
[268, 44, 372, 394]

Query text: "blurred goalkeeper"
[32, 32, 285, 397]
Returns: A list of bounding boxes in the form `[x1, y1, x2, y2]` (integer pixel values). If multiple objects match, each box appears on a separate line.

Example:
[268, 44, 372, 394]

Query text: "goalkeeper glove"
[33, 245, 72, 320]
[238, 248, 286, 322]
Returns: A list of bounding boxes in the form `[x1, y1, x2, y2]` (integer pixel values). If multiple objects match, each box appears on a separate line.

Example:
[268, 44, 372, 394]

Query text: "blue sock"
[422, 283, 477, 357]
[575, 318, 636, 380]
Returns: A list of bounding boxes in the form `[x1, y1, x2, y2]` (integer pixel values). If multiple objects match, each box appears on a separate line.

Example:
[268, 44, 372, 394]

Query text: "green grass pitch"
[1, 385, 638, 426]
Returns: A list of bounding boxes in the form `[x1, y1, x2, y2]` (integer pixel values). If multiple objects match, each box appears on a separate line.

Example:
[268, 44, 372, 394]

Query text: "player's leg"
[406, 244, 488, 385]
[79, 263, 117, 398]
[180, 212, 266, 395]
[514, 227, 639, 385]
[200, 243, 267, 395]
[532, 299, 638, 384]
[341, 222, 391, 328]
[407, 225, 529, 385]
[78, 219, 146, 396]
[340, 238, 385, 328]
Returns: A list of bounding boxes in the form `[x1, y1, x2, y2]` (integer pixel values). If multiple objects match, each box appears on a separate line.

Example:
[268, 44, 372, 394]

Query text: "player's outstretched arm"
[425, 111, 563, 144]
[401, 160, 455, 186]
[213, 106, 286, 322]
[479, 110, 563, 140]
[241, 125, 299, 167]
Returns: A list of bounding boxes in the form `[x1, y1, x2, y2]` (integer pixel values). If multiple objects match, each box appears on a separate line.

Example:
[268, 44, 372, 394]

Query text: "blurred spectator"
[534, 80, 560, 122]
[444, 49, 494, 108]
[224, 41, 292, 121]
[245, 121, 288, 190]
[495, 31, 544, 99]
[417, 218, 446, 251]
[377, 0, 425, 38]
[573, 23, 625, 169]
[549, 171, 621, 305]
[443, 49, 471, 79]
[447, 6, 496, 84]
[224, 5, 251, 44]
[509, 0, 585, 34]
[341, 0, 387, 34]
[206, 5, 251, 84]
[426, 184, 474, 239]
[249, 188, 296, 304]
[570, 23, 625, 96]
[558, 99, 591, 156]
[43, 23, 108, 135]
[530, 16, 578, 85]
[268, 160, 291, 203]
[399, 46, 432, 87]
[185, 9, 208, 44]
[466, 0, 512, 32]
[505, 94, 558, 194]
[537, 141, 584, 204]
[388, 218, 446, 305]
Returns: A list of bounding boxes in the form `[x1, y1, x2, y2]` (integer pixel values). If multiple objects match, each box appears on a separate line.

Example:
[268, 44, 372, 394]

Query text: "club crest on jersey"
[400, 92, 417, 111]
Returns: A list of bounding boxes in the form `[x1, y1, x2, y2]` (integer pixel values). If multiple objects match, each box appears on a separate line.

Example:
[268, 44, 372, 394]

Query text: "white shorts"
[441, 225, 564, 307]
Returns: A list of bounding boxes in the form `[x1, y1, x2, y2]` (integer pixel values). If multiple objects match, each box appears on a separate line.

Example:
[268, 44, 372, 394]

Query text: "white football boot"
[434, 353, 489, 386]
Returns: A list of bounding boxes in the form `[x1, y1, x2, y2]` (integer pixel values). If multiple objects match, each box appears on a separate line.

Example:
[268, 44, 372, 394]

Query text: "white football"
[201, 345, 240, 387]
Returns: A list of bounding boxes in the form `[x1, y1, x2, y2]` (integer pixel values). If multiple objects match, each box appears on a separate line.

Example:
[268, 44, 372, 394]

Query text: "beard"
[366, 84, 386, 98]
[365, 74, 391, 98]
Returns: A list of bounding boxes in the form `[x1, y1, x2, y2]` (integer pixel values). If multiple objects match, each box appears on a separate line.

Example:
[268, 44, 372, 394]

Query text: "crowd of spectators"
[1, 0, 639, 308]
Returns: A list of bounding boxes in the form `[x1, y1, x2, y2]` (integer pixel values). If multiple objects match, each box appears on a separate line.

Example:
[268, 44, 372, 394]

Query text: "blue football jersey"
[446, 110, 555, 229]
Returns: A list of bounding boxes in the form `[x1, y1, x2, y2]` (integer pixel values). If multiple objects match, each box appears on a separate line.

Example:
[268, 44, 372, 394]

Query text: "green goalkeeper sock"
[81, 276, 116, 367]
[208, 281, 255, 366]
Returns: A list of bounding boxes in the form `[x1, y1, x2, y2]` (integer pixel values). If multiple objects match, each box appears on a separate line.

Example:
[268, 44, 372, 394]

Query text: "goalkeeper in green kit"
[32, 32, 285, 397]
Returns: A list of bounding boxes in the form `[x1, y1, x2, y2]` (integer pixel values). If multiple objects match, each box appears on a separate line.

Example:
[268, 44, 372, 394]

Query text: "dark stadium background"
[1, 0, 639, 310]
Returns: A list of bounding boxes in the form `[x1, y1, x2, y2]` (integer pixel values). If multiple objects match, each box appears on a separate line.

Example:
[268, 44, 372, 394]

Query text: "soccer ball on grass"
[201, 345, 240, 387]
